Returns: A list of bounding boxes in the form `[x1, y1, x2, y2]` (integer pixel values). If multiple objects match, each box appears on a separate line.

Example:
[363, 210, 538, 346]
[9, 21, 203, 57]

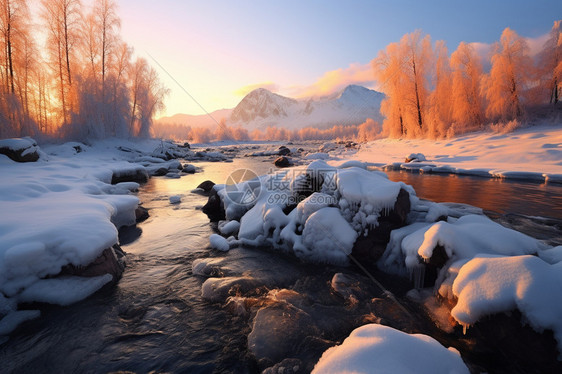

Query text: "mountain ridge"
[155, 85, 384, 130]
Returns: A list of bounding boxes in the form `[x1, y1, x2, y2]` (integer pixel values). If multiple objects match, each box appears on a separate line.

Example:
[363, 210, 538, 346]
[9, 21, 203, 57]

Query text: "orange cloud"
[289, 62, 375, 99]
[234, 81, 279, 96]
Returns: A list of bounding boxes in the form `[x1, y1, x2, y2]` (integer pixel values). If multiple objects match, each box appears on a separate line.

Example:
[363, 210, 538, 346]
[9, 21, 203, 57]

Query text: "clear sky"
[116, 0, 562, 117]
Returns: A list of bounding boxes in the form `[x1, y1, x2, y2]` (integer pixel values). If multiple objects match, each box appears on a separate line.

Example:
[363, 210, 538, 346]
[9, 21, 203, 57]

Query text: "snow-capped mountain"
[155, 85, 385, 131]
[230, 88, 298, 123]
[228, 85, 384, 130]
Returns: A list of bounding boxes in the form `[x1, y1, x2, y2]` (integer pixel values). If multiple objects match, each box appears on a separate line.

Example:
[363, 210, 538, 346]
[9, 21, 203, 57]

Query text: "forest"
[374, 25, 561, 139]
[0, 0, 167, 140]
[2, 1, 560, 143]
[155, 22, 562, 143]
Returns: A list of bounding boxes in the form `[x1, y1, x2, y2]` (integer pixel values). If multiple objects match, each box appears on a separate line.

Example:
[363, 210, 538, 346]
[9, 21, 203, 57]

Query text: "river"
[1, 153, 561, 373]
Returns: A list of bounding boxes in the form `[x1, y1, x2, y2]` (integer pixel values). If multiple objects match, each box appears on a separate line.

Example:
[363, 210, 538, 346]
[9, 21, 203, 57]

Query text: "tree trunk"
[412, 58, 423, 129]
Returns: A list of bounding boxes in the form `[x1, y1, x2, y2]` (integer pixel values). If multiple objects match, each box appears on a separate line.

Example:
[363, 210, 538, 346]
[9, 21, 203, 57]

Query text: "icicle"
[462, 324, 468, 335]
[412, 264, 426, 289]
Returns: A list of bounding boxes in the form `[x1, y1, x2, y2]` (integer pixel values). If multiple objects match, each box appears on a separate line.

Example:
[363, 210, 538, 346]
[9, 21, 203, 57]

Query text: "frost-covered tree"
[0, 0, 38, 137]
[41, 0, 82, 126]
[537, 20, 562, 105]
[426, 40, 452, 138]
[400, 31, 432, 136]
[373, 42, 407, 137]
[129, 57, 167, 138]
[450, 42, 484, 133]
[482, 27, 532, 121]
[373, 31, 432, 138]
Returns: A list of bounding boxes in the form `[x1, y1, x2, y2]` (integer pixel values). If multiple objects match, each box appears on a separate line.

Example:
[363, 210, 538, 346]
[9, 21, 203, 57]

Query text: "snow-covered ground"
[347, 124, 562, 183]
[0, 138, 200, 336]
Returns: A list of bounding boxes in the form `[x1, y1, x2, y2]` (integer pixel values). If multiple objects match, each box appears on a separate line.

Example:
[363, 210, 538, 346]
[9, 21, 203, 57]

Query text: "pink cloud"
[287, 62, 375, 99]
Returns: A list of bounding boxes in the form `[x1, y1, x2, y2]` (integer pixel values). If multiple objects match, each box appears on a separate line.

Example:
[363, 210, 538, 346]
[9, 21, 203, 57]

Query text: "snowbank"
[351, 124, 562, 183]
[312, 324, 469, 374]
[0, 137, 188, 335]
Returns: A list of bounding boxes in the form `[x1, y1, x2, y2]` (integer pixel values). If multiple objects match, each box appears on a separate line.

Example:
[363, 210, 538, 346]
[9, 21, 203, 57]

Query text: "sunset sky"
[115, 0, 562, 117]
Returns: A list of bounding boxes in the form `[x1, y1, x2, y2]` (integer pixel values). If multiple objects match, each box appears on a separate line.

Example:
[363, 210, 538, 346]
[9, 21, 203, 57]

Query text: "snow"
[218, 220, 240, 236]
[312, 324, 469, 374]
[299, 207, 358, 264]
[228, 85, 384, 131]
[0, 137, 190, 331]
[209, 234, 230, 252]
[350, 124, 562, 182]
[214, 164, 410, 264]
[0, 137, 37, 151]
[381, 214, 546, 283]
[335, 167, 413, 232]
[451, 255, 562, 355]
[17, 275, 113, 306]
[169, 195, 182, 204]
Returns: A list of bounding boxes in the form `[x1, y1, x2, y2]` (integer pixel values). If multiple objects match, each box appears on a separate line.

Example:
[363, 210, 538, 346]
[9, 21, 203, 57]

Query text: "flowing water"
[2, 153, 562, 373]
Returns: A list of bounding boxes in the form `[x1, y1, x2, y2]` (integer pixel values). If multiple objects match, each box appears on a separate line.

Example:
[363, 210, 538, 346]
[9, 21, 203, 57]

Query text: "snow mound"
[210, 234, 230, 252]
[299, 207, 358, 264]
[312, 324, 469, 374]
[452, 255, 562, 355]
[380, 214, 546, 288]
[211, 165, 411, 265]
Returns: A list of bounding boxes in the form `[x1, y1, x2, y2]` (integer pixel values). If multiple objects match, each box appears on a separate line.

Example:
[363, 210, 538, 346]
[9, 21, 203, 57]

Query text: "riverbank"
[345, 124, 562, 183]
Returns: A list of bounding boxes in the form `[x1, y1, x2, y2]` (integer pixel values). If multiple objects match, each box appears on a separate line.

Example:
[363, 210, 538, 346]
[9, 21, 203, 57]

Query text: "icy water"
[2, 154, 562, 373]
[385, 170, 562, 220]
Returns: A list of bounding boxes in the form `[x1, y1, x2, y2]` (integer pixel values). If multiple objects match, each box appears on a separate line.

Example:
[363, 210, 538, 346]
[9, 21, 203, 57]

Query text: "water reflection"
[385, 170, 562, 220]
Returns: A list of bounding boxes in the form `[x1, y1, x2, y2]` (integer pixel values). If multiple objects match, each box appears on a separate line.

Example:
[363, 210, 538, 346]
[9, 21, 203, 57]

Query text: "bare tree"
[41, 0, 82, 126]
[401, 31, 432, 135]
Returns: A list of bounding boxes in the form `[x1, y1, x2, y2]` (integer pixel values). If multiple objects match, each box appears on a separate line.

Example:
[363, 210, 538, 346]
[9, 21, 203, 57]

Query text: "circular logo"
[224, 168, 262, 206]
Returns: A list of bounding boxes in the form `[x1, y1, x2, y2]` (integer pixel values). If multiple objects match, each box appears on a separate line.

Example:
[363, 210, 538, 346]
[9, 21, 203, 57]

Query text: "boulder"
[274, 156, 291, 168]
[405, 153, 426, 163]
[197, 180, 216, 193]
[278, 146, 291, 156]
[135, 206, 149, 223]
[248, 304, 318, 364]
[182, 164, 196, 174]
[111, 168, 149, 184]
[152, 167, 169, 176]
[202, 187, 226, 222]
[352, 188, 411, 260]
[60, 245, 125, 285]
[0, 138, 40, 162]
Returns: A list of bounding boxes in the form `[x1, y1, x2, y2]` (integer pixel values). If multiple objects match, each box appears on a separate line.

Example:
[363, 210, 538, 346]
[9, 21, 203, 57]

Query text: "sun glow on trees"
[374, 23, 561, 139]
[0, 0, 167, 140]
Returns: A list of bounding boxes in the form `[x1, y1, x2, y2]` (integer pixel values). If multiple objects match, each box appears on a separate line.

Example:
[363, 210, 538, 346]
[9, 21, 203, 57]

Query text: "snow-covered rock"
[312, 324, 469, 374]
[209, 234, 230, 252]
[169, 195, 181, 204]
[204, 164, 413, 265]
[0, 137, 41, 162]
[451, 255, 562, 355]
